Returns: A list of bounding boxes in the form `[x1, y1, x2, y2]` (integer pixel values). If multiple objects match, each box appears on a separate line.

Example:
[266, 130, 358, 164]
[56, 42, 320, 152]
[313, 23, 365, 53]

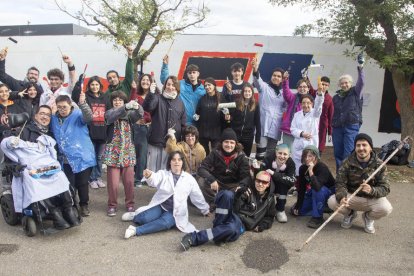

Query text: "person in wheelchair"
[1, 105, 80, 230]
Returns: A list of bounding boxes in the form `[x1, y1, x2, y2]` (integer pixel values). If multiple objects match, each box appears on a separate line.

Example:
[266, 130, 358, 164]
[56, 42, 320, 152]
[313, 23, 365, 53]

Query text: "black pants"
[274, 181, 290, 212]
[199, 138, 220, 156]
[63, 164, 92, 207]
[238, 135, 254, 157]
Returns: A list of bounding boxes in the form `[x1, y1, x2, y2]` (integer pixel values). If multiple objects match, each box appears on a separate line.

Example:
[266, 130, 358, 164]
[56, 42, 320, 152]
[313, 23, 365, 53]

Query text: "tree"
[269, 0, 414, 156]
[55, 0, 209, 70]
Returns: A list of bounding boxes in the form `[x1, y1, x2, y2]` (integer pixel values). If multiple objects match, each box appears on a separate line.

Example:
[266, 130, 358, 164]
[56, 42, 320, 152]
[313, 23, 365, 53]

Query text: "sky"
[0, 0, 320, 36]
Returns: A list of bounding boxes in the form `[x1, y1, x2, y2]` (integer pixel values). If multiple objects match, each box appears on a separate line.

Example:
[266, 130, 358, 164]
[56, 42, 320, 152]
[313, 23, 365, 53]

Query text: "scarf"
[33, 120, 49, 134]
[163, 90, 177, 100]
[268, 82, 281, 96]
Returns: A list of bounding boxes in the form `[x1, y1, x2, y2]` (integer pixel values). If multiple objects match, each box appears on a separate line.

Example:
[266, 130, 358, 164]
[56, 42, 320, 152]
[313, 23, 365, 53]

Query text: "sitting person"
[328, 133, 393, 234]
[291, 145, 335, 228]
[122, 151, 210, 239]
[165, 125, 206, 177]
[1, 105, 80, 229]
[180, 171, 275, 250]
[254, 144, 296, 223]
[197, 128, 250, 210]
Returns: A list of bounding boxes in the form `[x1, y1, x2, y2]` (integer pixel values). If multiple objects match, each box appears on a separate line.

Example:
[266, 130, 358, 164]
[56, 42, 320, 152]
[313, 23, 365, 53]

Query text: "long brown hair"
[236, 83, 256, 112]
[204, 77, 221, 109]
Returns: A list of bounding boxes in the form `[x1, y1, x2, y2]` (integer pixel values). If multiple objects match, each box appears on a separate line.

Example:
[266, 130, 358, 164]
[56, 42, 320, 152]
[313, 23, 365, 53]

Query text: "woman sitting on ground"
[123, 151, 210, 239]
[165, 125, 206, 178]
[291, 145, 335, 228]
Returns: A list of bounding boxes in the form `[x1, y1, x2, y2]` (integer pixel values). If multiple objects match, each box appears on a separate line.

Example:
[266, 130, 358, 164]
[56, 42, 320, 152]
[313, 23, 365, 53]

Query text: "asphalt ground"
[1, 148, 414, 275]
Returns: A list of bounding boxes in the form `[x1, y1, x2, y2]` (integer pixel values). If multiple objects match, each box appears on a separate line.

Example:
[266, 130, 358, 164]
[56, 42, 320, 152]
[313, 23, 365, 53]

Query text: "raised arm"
[160, 55, 169, 85]
[355, 66, 365, 99]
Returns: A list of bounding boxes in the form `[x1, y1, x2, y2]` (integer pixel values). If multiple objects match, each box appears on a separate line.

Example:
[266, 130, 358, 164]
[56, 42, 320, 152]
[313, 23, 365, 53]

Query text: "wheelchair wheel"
[1, 193, 20, 226]
[22, 216, 37, 237]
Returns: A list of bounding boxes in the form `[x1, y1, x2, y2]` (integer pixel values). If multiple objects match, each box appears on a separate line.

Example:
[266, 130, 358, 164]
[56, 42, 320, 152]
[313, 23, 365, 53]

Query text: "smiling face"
[170, 153, 184, 174]
[56, 100, 72, 118]
[0, 86, 10, 102]
[243, 86, 253, 100]
[301, 97, 313, 113]
[27, 69, 39, 83]
[355, 140, 372, 162]
[141, 75, 151, 92]
[165, 78, 177, 93]
[89, 80, 101, 94]
[297, 81, 309, 95]
[204, 82, 215, 95]
[304, 151, 317, 166]
[340, 78, 352, 92]
[27, 86, 38, 99]
[112, 97, 124, 108]
[255, 173, 271, 195]
[49, 76, 63, 91]
[185, 133, 196, 148]
[275, 147, 290, 165]
[271, 71, 283, 86]
[34, 107, 52, 127]
[107, 72, 120, 87]
[222, 140, 236, 153]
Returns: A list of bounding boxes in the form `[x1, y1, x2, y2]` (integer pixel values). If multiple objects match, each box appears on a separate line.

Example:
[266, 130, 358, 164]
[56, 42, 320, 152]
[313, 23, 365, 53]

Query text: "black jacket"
[20, 121, 52, 143]
[143, 92, 186, 147]
[72, 85, 111, 141]
[234, 177, 276, 231]
[227, 105, 261, 143]
[195, 93, 226, 141]
[197, 147, 250, 190]
[296, 161, 335, 210]
[259, 152, 296, 189]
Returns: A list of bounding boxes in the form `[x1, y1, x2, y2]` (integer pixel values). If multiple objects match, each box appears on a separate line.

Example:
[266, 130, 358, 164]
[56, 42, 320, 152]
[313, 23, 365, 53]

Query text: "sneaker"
[89, 180, 99, 189]
[363, 212, 375, 234]
[80, 206, 90, 217]
[124, 225, 136, 239]
[180, 233, 193, 251]
[276, 211, 288, 223]
[107, 208, 117, 217]
[121, 212, 135, 221]
[287, 187, 297, 196]
[126, 206, 135, 212]
[96, 179, 106, 188]
[134, 179, 143, 188]
[341, 210, 357, 229]
[307, 217, 324, 229]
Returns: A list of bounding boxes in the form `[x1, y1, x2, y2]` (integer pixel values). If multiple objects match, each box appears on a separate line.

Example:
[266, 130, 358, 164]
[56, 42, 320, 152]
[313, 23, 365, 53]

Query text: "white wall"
[0, 34, 400, 147]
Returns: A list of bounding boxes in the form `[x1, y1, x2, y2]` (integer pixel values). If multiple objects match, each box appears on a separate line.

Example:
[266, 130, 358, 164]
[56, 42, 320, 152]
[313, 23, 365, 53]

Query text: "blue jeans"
[299, 186, 335, 218]
[133, 124, 148, 181]
[133, 205, 175, 236]
[332, 124, 360, 171]
[90, 141, 105, 181]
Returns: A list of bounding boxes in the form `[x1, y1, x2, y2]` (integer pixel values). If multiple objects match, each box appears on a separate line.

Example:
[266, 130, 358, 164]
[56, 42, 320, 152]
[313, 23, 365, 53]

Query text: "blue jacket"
[332, 67, 365, 128]
[51, 108, 96, 173]
[160, 63, 205, 125]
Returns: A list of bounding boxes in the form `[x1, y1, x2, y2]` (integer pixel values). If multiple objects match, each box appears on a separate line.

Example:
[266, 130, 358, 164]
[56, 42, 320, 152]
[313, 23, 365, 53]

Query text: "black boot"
[62, 207, 81, 227]
[50, 209, 70, 230]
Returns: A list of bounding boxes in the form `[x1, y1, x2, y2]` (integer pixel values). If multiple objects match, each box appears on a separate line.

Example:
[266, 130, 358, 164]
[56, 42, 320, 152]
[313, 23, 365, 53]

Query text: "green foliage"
[56, 0, 209, 64]
[269, 0, 414, 74]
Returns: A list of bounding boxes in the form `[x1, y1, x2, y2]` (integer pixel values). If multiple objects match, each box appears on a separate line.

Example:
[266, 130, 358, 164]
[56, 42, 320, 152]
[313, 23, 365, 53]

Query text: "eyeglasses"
[38, 112, 51, 117]
[255, 179, 270, 185]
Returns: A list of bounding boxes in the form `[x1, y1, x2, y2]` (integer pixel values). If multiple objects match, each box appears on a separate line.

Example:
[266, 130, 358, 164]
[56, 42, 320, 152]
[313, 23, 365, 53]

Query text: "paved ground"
[1, 149, 414, 275]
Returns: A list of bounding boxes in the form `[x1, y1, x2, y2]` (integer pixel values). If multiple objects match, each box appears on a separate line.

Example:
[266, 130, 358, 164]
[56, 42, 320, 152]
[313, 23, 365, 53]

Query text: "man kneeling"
[180, 171, 275, 250]
[328, 133, 393, 234]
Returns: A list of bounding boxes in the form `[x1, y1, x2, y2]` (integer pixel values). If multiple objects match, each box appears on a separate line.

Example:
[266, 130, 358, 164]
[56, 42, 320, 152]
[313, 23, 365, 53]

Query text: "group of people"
[0, 46, 393, 249]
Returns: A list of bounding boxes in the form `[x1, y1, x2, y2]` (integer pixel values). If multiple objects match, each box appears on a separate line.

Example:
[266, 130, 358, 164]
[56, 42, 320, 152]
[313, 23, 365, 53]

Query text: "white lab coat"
[290, 93, 324, 175]
[138, 170, 209, 233]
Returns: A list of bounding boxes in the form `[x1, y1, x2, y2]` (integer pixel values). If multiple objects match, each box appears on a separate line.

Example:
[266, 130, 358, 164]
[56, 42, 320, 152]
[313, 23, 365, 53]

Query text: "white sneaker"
[89, 180, 99, 189]
[363, 212, 375, 234]
[121, 212, 135, 221]
[96, 179, 106, 188]
[124, 225, 136, 239]
[276, 211, 288, 223]
[341, 210, 358, 229]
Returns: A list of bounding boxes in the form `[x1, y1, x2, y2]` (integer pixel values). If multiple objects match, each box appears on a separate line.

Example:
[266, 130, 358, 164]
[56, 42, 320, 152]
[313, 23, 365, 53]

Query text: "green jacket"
[335, 151, 390, 202]
[105, 58, 134, 98]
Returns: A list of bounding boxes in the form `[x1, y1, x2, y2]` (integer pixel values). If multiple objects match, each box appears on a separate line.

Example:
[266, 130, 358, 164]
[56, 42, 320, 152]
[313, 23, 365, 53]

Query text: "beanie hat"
[303, 145, 320, 160]
[354, 133, 373, 149]
[221, 128, 238, 143]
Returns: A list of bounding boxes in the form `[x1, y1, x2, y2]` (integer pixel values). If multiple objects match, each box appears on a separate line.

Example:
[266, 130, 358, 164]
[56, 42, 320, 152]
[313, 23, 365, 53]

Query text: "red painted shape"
[178, 51, 257, 87]
[254, 43, 264, 47]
